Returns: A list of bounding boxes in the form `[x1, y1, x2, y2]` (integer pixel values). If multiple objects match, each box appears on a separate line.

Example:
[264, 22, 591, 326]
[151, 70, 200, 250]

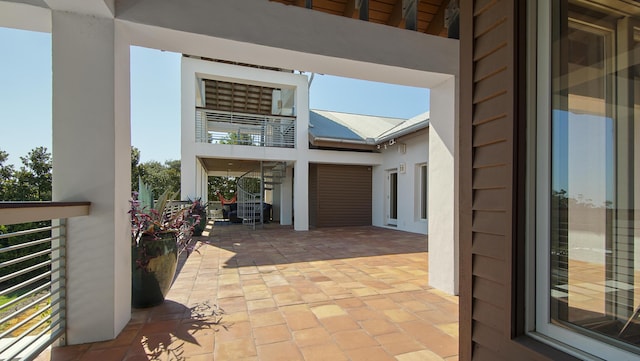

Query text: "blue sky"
[1, 27, 429, 167]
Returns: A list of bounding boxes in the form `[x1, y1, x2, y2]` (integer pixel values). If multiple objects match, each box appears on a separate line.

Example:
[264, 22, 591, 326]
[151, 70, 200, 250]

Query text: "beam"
[425, 0, 448, 35]
[295, 0, 312, 8]
[387, 0, 402, 27]
[117, 0, 460, 84]
[344, 0, 356, 18]
[0, 202, 91, 225]
[44, 0, 114, 18]
[0, 2, 51, 33]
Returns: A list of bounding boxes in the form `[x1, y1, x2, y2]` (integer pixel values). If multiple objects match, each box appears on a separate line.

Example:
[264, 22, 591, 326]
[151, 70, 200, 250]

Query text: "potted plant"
[188, 197, 207, 236]
[130, 181, 195, 308]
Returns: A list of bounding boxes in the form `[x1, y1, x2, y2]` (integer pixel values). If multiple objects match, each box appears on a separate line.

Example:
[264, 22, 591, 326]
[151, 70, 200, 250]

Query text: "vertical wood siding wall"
[460, 1, 578, 360]
[309, 164, 319, 227]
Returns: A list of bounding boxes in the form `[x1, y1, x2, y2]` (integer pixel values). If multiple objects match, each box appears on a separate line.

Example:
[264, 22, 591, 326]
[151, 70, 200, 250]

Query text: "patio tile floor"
[37, 224, 458, 361]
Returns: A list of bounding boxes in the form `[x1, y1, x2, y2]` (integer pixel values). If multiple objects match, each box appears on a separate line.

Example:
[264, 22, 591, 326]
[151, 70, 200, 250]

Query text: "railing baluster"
[0, 202, 88, 360]
[195, 108, 296, 148]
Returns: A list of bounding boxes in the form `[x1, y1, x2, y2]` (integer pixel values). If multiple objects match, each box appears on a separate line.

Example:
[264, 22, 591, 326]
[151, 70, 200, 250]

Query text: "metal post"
[260, 161, 265, 229]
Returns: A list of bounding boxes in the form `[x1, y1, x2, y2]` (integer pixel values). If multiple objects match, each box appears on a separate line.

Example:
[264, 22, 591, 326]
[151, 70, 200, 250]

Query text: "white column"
[272, 182, 281, 222]
[292, 71, 309, 231]
[51, 11, 130, 344]
[428, 76, 458, 295]
[280, 165, 293, 225]
[293, 160, 309, 231]
[200, 161, 209, 203]
[180, 59, 197, 199]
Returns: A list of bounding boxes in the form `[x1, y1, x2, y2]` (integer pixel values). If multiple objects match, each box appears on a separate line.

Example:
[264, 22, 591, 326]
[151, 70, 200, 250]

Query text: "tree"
[209, 176, 237, 201]
[0, 147, 52, 292]
[131, 148, 182, 199]
[136, 157, 181, 199]
[16, 147, 52, 201]
[164, 160, 181, 196]
[0, 150, 15, 201]
[219, 132, 254, 146]
[131, 146, 142, 193]
[0, 147, 52, 201]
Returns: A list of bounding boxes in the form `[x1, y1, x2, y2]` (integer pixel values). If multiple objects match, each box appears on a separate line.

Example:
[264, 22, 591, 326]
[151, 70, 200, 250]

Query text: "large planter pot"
[131, 232, 178, 308]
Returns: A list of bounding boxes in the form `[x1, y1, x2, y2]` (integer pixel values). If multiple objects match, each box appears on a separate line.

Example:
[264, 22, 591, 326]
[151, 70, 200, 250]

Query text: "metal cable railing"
[196, 108, 296, 148]
[0, 202, 89, 361]
[237, 169, 261, 230]
[0, 222, 63, 361]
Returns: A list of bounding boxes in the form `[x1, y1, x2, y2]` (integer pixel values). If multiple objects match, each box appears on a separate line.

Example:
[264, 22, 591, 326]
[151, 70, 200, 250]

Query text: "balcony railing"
[0, 202, 90, 361]
[196, 108, 296, 148]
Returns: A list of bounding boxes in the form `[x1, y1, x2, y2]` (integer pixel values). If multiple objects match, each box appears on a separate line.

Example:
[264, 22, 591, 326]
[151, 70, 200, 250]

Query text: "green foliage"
[0, 150, 51, 301]
[241, 177, 261, 194]
[138, 160, 181, 199]
[0, 147, 51, 202]
[0, 150, 15, 201]
[138, 177, 155, 212]
[208, 176, 237, 201]
[132, 148, 181, 200]
[131, 146, 142, 193]
[0, 220, 51, 295]
[0, 148, 52, 300]
[219, 132, 254, 146]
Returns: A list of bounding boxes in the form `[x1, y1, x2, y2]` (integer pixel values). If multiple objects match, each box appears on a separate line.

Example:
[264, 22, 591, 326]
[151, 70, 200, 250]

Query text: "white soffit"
[116, 0, 458, 88]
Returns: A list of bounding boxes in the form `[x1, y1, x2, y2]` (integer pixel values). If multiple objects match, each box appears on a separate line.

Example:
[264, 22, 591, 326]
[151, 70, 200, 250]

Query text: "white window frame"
[529, 1, 640, 359]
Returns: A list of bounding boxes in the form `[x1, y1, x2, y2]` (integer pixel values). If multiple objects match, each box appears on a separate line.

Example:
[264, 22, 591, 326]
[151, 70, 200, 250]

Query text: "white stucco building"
[181, 56, 430, 235]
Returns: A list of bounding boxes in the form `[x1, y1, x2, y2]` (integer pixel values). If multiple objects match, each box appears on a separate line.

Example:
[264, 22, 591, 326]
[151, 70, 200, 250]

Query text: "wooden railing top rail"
[0, 201, 91, 225]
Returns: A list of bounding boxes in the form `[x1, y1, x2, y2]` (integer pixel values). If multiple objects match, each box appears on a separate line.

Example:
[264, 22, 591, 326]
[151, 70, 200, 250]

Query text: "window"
[388, 170, 398, 225]
[534, 0, 640, 358]
[420, 164, 427, 220]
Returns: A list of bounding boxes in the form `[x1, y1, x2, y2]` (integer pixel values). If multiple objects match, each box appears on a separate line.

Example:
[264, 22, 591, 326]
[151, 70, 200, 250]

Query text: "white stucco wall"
[428, 77, 458, 295]
[51, 10, 131, 344]
[373, 131, 429, 235]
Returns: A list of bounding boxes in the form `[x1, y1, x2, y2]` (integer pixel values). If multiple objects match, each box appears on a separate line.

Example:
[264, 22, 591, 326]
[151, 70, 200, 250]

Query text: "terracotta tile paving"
[37, 224, 459, 361]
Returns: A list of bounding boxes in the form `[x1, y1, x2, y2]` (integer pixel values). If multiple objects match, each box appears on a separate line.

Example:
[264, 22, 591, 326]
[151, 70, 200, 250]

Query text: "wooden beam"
[0, 202, 91, 225]
[387, 0, 402, 26]
[343, 0, 356, 18]
[295, 0, 312, 8]
[425, 0, 447, 35]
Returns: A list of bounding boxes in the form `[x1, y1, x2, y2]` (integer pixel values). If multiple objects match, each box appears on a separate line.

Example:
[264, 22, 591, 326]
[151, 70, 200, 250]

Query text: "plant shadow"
[133, 300, 226, 361]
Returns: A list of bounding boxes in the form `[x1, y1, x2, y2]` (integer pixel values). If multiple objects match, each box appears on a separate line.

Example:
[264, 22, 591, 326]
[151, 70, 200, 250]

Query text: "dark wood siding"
[460, 1, 578, 360]
[310, 164, 372, 227]
[309, 163, 319, 227]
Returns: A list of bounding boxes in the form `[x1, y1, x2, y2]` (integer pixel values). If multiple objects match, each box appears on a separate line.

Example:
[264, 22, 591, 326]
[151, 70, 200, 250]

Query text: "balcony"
[196, 108, 296, 148]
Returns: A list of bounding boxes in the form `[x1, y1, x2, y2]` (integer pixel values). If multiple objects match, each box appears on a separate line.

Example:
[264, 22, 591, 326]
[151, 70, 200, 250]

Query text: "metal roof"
[309, 109, 428, 144]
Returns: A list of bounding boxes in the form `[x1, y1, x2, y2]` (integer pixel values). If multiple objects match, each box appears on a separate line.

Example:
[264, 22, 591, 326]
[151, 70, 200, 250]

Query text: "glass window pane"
[421, 165, 427, 220]
[549, 0, 640, 350]
[390, 172, 398, 219]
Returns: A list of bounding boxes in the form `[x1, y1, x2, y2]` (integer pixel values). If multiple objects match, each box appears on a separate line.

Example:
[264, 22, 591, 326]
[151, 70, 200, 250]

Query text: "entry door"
[387, 170, 398, 226]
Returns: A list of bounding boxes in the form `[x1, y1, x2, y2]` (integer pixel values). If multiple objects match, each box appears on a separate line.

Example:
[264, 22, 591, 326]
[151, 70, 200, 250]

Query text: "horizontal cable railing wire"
[196, 108, 296, 148]
[0, 202, 88, 361]
[0, 221, 62, 361]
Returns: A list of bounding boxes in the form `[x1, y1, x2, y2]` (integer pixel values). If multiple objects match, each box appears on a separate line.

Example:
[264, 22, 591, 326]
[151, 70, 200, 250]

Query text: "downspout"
[308, 73, 315, 88]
